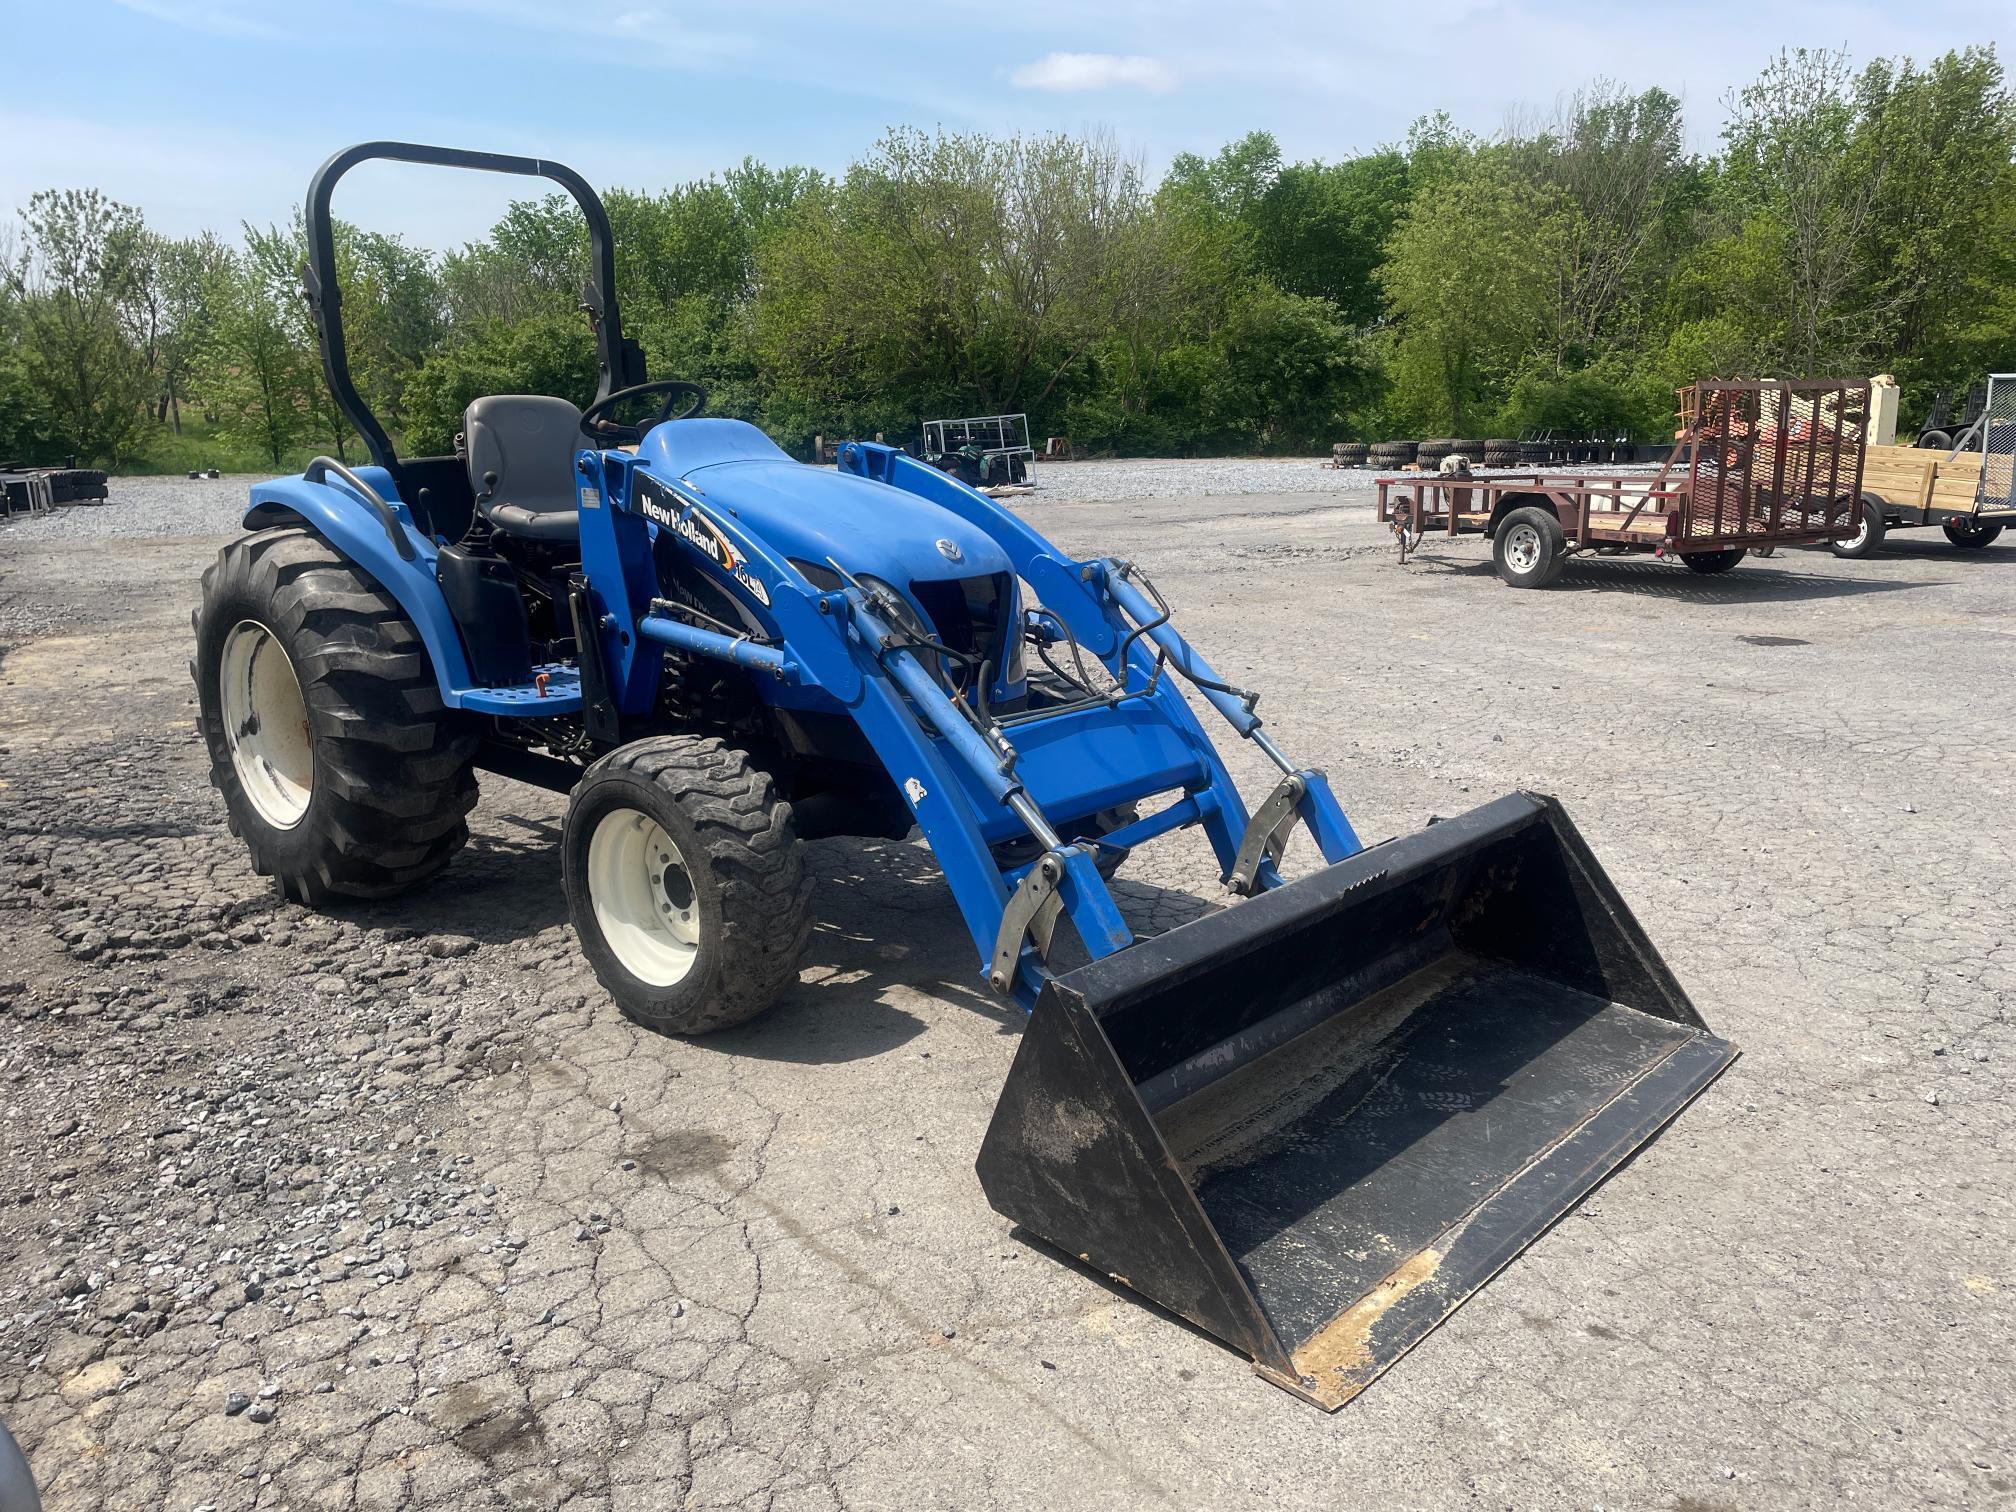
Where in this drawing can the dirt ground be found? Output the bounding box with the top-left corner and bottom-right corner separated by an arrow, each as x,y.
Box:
0,476 -> 2011,1510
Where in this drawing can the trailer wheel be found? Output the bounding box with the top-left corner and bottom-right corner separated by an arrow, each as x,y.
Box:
1943,520 -> 2003,549
1493,507 -> 1566,588
564,735 -> 811,1035
1829,497 -> 1886,559
1680,548 -> 1747,575
1915,430 -> 1953,451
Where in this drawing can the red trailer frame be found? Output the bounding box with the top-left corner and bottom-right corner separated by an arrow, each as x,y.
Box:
1376,379 -> 1869,586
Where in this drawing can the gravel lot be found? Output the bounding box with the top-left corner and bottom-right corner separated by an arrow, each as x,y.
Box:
1,473 -> 2012,1510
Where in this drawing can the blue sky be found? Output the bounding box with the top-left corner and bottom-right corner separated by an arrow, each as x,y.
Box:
0,0 -> 1999,250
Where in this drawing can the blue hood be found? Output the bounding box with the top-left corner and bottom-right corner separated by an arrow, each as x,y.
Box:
637,419 -> 1011,585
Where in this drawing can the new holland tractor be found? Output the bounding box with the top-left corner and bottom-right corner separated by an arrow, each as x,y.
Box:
193,144 -> 1737,1409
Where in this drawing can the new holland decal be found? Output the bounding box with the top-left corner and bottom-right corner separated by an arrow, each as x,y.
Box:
633,476 -> 772,606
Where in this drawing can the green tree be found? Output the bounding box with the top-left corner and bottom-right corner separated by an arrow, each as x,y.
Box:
5,188 -> 156,462
150,232 -> 234,432
1719,48 -> 1885,374
1250,152 -> 1411,323
196,250 -> 311,467
756,128 -> 1153,443
1380,155 -> 1565,432
1846,46 -> 2016,406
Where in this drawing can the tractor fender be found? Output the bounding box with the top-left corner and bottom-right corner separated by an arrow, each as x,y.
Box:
244,474 -> 478,698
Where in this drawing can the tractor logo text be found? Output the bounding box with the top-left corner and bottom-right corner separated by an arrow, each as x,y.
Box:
635,481 -> 772,606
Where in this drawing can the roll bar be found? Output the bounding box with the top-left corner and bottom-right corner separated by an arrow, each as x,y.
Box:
301,141 -> 647,469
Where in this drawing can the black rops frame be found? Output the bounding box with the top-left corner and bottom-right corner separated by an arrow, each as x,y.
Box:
301,141 -> 647,471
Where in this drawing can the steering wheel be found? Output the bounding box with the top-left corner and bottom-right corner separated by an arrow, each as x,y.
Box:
579,379 -> 708,444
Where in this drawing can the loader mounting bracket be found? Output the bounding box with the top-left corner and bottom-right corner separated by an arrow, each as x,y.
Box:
1228,772 -> 1307,895
989,850 -> 1068,994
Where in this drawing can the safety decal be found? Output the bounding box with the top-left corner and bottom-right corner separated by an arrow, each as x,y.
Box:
578,485 -> 602,510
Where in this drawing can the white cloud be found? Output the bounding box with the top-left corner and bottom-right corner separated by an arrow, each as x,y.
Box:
109,0 -> 289,40
1009,52 -> 1176,93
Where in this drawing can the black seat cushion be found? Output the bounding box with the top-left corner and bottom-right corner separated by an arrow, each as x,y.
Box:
465,395 -> 584,541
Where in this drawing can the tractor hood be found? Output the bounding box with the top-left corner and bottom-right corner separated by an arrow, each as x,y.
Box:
638,419 -> 1012,586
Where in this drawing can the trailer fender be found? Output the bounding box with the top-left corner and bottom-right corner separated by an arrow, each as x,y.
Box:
1486,491 -> 1556,536
243,474 -> 478,697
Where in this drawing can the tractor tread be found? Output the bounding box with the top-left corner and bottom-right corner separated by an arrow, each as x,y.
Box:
566,736 -> 812,1035
193,526 -> 480,904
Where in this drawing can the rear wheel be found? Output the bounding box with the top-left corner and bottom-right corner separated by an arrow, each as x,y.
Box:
1944,519 -> 2003,549
563,736 -> 811,1034
193,527 -> 478,901
1681,548 -> 1747,575
1493,506 -> 1566,588
1830,497 -> 1887,559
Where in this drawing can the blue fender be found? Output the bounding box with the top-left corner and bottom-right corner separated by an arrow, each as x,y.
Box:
244,472 -> 479,698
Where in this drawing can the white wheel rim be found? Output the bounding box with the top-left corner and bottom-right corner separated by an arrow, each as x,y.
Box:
220,619 -> 312,830
588,808 -> 701,986
1850,515 -> 1869,548
1505,523 -> 1542,573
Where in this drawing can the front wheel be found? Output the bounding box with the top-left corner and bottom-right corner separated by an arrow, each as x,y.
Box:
1492,506 -> 1566,588
563,736 -> 812,1034
1944,519 -> 2004,549
1681,548 -> 1748,575
1829,497 -> 1887,559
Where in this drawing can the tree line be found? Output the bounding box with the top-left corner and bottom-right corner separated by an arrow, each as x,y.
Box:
2,44 -> 2011,472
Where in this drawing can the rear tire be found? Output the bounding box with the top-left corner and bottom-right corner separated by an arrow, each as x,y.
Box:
1829,497 -> 1887,559
563,736 -> 812,1035
1681,548 -> 1747,574
1492,507 -> 1566,588
193,527 -> 478,901
1944,520 -> 2003,549
1915,430 -> 1952,451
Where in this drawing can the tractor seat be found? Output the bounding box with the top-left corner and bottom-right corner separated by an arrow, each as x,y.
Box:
464,395 -> 583,543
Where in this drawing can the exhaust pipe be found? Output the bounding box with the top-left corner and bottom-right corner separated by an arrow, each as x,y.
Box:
977,792 -> 1736,1408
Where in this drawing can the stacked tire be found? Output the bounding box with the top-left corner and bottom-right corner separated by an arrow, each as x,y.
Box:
46,468 -> 109,504
1331,441 -> 1369,468
1450,439 -> 1487,466
1416,438 -> 1453,468
1369,440 -> 1416,471
1482,438 -> 1521,469
1518,440 -> 1550,466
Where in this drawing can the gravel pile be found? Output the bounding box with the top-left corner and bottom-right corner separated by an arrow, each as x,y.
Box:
0,475 -> 254,543
1030,457 -> 1376,502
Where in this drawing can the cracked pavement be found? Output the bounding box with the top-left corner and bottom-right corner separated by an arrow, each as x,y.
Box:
0,474 -> 2011,1509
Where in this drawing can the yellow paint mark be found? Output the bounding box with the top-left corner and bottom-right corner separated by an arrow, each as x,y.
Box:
1963,1275 -> 1996,1296
58,1359 -> 122,1404
1291,1246 -> 1445,1383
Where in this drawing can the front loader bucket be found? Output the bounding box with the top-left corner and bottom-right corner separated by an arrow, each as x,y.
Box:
976,792 -> 1736,1409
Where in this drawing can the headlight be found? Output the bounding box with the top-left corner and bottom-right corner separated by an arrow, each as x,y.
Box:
1004,592 -> 1028,686
855,576 -> 932,641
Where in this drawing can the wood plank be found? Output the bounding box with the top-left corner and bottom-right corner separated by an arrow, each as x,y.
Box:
1581,511 -> 1669,538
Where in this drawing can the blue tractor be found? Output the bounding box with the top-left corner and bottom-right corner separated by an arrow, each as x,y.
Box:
193,144 -> 1736,1409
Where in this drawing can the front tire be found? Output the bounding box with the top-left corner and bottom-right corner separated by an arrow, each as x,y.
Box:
193,527 -> 478,901
1830,497 -> 1887,559
1492,506 -> 1566,587
1944,519 -> 2003,549
563,736 -> 812,1034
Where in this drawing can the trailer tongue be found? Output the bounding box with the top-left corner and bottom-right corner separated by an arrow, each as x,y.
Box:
978,792 -> 1736,1408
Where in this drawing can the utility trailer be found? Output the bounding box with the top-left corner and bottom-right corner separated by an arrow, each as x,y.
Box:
1836,373 -> 2016,555
1376,379 -> 1869,587
921,412 -> 1034,487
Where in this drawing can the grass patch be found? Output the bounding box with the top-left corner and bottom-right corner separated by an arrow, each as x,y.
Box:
122,417 -> 354,477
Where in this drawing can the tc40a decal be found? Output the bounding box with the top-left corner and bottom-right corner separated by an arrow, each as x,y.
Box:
633,476 -> 773,607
